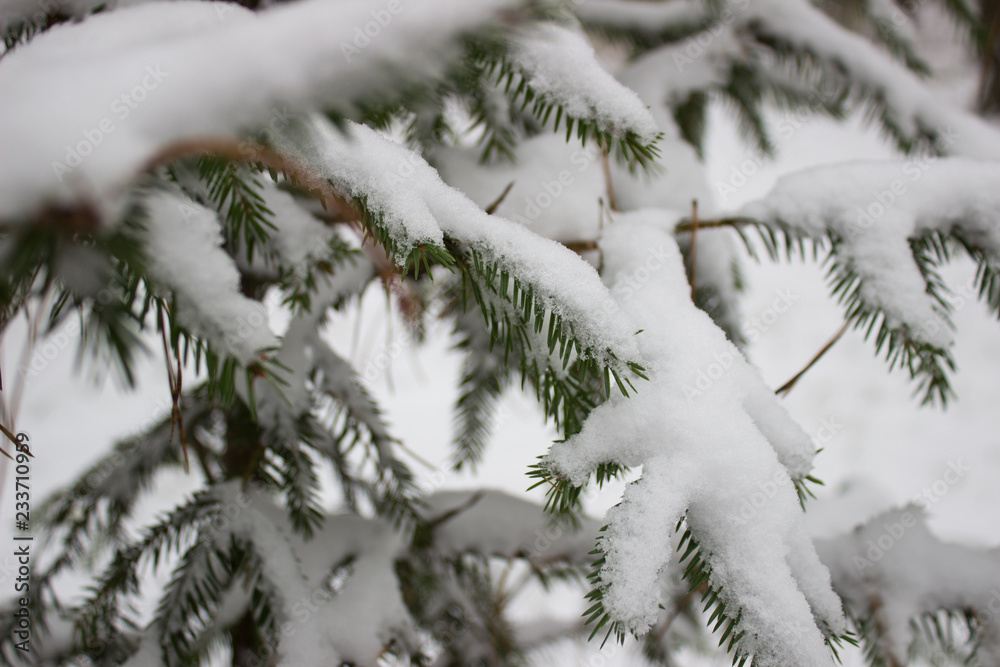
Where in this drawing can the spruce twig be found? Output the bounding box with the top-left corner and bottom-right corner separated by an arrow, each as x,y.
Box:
775,321 -> 849,396
485,180 -> 516,214
688,199 -> 700,302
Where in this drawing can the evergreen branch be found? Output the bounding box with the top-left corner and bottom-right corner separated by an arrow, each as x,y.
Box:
37,395 -> 211,585
863,4 -> 931,76
75,492 -> 221,650
734,216 -> 958,406
478,55 -> 662,172
527,458 -> 626,525
576,2 -> 717,55
310,340 -> 420,525
673,91 -> 710,160
446,287 -> 511,471
721,63 -> 777,158
451,245 -> 644,442
775,321 -> 850,396
940,0 -> 988,48
155,538 -> 232,663
353,194 -> 457,279
584,519 -> 855,665
195,157 -> 276,262
269,440 -> 325,538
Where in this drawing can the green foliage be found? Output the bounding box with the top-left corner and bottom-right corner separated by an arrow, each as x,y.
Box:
452,244 -> 645,439
577,7 -> 716,57
195,157 -> 276,262
354,194 -> 457,279
728,217 -> 981,407
473,55 -> 662,171
75,491 -> 221,656
673,91 -> 710,159
850,607 -> 980,667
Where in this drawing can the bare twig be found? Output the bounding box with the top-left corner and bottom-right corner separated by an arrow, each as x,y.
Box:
158,302 -> 189,473
427,490 -> 486,527
674,216 -> 756,233
650,581 -> 709,647
188,434 -> 217,484
601,151 -> 618,212
394,440 -> 438,471
485,180 -> 516,215
143,137 -> 359,223
688,199 -> 699,302
0,422 -> 21,460
562,239 -> 599,253
775,321 -> 850,396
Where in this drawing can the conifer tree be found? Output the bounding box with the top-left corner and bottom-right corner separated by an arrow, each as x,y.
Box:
1,0 -> 999,665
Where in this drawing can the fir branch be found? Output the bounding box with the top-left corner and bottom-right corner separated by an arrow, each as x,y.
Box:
75,492 -> 221,650
269,440 -> 325,538
155,538 -> 232,663
452,245 -> 644,441
195,157 -> 276,262
477,55 -> 662,172
37,395 -> 212,585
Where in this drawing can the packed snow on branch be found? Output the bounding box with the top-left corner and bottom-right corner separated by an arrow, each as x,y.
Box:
507,23 -> 659,143
546,212 -> 845,664
740,0 -> 1000,158
579,0 -> 1000,157
575,0 -> 708,34
425,489 -> 601,562
817,506 -> 1000,665
140,188 -> 278,362
0,0 -> 524,222
275,115 -> 643,372
741,158 -> 1000,348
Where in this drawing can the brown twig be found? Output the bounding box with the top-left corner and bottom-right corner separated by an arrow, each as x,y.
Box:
188,434 -> 217,484
158,302 -> 189,473
601,151 -> 618,212
485,180 -> 516,215
0,422 -> 21,460
241,440 -> 267,491
674,216 -> 756,233
688,199 -> 699,302
142,137 -> 359,223
562,240 -> 599,253
775,321 -> 850,396
650,581 -> 709,647
427,490 -> 485,527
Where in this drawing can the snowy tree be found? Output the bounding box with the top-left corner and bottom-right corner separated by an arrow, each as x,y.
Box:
0,0 -> 998,665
